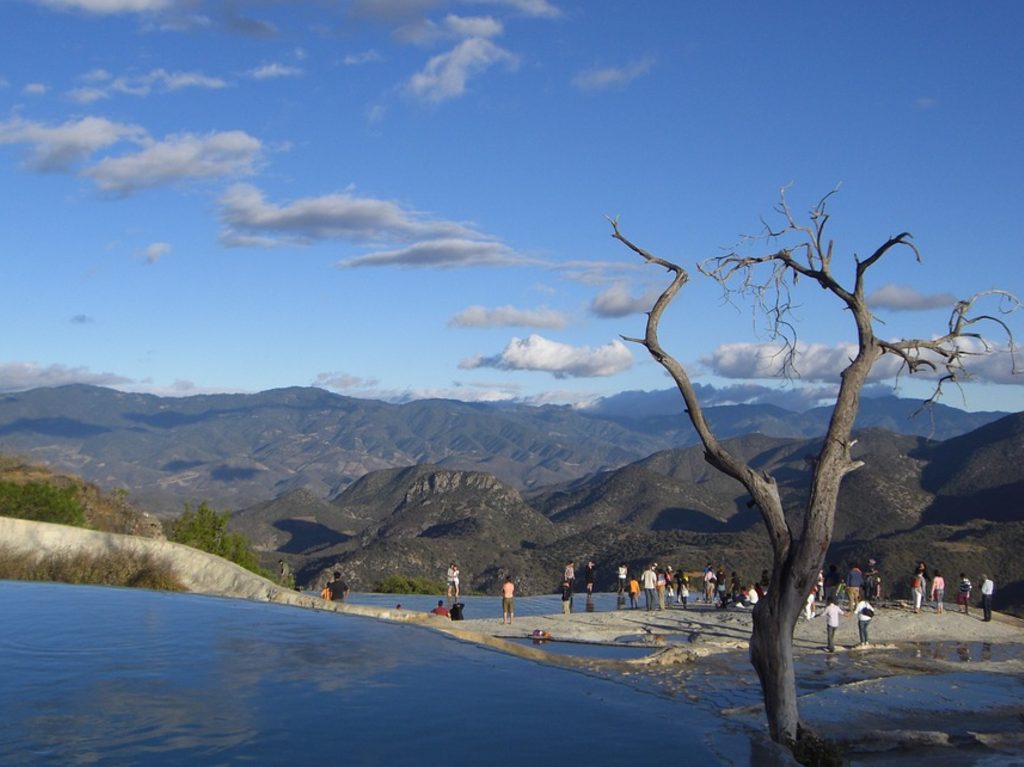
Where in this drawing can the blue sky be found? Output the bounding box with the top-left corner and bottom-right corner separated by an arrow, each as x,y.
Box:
1,0 -> 1022,413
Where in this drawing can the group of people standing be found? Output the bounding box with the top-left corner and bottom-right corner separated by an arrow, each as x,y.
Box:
318,555 -> 998,632
811,562 -> 879,651
909,561 -> 995,621
560,559 -> 597,613
814,558 -> 999,654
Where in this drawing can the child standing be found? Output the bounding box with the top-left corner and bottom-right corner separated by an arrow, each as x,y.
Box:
628,575 -> 640,609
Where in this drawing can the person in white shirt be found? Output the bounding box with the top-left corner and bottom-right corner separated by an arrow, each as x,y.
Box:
446,563 -> 460,598
854,598 -> 874,645
980,575 -> 995,622
824,597 -> 845,652
641,564 -> 657,611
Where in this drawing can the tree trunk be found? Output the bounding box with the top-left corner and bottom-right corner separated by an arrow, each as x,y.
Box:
749,569 -> 804,745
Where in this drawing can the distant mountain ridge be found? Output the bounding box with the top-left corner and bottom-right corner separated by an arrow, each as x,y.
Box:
0,384 -> 1010,515
3,385 -> 1022,612
227,413 -> 1024,612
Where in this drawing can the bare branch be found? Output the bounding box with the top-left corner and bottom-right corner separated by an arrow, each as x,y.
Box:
880,289 -> 1021,393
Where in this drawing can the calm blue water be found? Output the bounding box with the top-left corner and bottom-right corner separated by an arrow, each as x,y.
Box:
1,582 -> 766,766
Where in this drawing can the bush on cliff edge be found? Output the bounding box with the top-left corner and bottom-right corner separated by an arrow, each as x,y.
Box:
0,480 -> 86,527
167,502 -> 269,578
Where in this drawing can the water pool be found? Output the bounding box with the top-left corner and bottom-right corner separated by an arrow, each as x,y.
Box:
1,581 -> 759,766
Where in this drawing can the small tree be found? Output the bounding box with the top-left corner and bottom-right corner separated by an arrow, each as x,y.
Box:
0,480 -> 86,527
611,188 -> 1019,749
168,502 -> 264,576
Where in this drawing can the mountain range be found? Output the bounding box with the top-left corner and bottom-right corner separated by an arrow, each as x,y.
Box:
0,384 -> 1005,515
2,384 -> 1020,612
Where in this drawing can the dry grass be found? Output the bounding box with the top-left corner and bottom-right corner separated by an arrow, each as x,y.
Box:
0,545 -> 185,591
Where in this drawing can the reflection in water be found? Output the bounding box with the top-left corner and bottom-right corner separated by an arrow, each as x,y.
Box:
908,641 -> 1020,664
2,582 -> 736,767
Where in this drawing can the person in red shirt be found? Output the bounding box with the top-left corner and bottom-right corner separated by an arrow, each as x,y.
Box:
430,599 -> 450,618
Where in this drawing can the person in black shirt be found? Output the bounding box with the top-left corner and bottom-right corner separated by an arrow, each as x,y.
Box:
324,571 -> 349,601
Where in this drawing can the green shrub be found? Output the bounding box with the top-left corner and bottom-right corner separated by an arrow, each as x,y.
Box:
0,480 -> 86,527
166,502 -> 268,577
0,545 -> 184,591
373,575 -> 445,595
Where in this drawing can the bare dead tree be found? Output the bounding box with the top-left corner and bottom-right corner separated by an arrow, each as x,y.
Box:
610,188 -> 1020,749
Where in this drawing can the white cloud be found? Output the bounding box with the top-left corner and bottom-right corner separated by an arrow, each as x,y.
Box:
143,242 -> 171,264
701,340 -> 1017,385
344,50 -> 384,66
0,361 -> 131,393
407,37 -> 517,103
461,334 -> 634,378
23,83 -> 49,95
588,282 -> 660,318
313,371 -> 380,391
867,283 -> 957,312
34,0 -> 173,12
85,130 -> 262,194
469,0 -> 562,18
443,14 -> 503,39
395,14 -> 503,45
67,86 -> 110,104
110,68 -> 227,96
572,58 -> 654,91
341,238 -> 528,268
65,68 -> 226,101
220,183 -> 483,246
0,115 -> 146,171
957,345 -> 1022,385
554,259 -> 645,285
703,341 -> 862,383
248,63 -> 304,79
80,68 -> 112,83
449,304 -> 568,328
692,382 -> 840,410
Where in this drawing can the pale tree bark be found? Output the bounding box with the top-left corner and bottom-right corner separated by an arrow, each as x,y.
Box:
610,188 -> 1019,748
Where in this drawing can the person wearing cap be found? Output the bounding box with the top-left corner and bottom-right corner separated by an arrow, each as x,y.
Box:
430,599 -> 450,618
